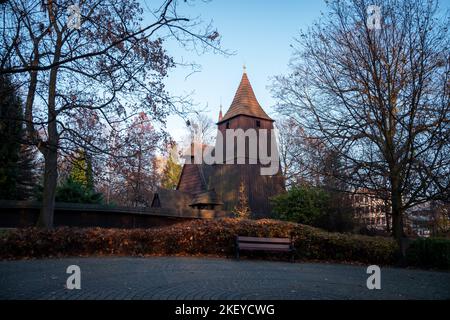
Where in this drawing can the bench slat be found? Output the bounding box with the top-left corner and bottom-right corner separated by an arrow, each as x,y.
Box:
239,243 -> 291,251
237,236 -> 291,244
239,247 -> 292,252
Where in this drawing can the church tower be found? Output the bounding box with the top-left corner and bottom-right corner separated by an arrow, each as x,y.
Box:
213,68 -> 285,216
176,68 -> 285,217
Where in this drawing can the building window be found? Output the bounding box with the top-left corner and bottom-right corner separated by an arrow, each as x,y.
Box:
256,120 -> 261,127
226,122 -> 230,129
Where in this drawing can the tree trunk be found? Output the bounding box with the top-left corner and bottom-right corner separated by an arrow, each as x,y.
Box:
36,32 -> 62,228
36,86 -> 59,227
385,203 -> 391,233
24,65 -> 38,142
37,146 -> 57,228
391,179 -> 407,258
391,203 -> 404,240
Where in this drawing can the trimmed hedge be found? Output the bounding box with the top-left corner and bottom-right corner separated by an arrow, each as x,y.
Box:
0,218 -> 398,265
406,238 -> 450,269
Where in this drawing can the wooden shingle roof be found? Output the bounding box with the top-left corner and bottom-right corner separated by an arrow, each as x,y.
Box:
190,190 -> 223,206
218,71 -> 273,124
151,189 -> 193,210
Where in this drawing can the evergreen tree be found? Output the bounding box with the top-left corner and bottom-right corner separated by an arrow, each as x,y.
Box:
53,149 -> 102,204
161,150 -> 182,190
0,75 -> 35,200
55,176 -> 103,204
16,144 -> 37,199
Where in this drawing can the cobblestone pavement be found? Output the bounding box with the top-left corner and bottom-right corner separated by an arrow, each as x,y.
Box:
0,257 -> 449,300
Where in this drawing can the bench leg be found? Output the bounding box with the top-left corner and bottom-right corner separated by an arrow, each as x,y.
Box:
236,249 -> 240,260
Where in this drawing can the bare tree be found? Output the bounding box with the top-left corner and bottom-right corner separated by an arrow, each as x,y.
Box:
276,118 -> 327,187
187,112 -> 215,145
0,0 -> 224,227
107,112 -> 162,207
272,0 -> 449,245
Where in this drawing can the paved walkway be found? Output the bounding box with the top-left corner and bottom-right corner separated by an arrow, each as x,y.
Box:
0,257 -> 449,299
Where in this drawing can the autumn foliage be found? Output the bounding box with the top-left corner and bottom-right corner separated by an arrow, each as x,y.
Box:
0,219 -> 398,265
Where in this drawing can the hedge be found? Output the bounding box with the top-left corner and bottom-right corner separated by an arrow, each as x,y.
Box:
406,238 -> 450,269
0,229 -> 10,240
0,218 -> 399,265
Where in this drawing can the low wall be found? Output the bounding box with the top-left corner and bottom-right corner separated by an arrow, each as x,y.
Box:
0,200 -> 230,229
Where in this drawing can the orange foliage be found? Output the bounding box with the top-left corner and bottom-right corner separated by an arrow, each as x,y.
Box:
0,218 -> 397,265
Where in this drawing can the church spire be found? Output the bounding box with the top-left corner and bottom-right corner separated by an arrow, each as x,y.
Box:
218,104 -> 223,122
218,68 -> 273,124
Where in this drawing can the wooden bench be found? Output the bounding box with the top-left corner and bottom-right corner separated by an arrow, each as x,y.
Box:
235,236 -> 296,262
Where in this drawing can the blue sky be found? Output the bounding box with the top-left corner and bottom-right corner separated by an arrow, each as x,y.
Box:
142,0 -> 329,142
144,0 -> 450,142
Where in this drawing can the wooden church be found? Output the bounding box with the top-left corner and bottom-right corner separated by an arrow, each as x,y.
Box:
152,69 -> 285,218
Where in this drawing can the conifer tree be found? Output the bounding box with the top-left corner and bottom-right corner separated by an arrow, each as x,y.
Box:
161,149 -> 182,190
0,75 -> 35,200
234,180 -> 251,219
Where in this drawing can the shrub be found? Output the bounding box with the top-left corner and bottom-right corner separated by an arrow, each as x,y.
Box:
271,186 -> 329,226
0,229 -> 11,239
0,218 -> 398,265
315,206 -> 355,233
358,226 -> 391,237
406,238 -> 450,269
271,186 -> 356,232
